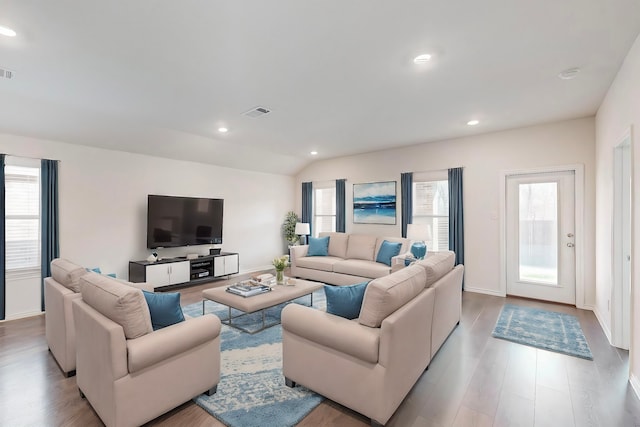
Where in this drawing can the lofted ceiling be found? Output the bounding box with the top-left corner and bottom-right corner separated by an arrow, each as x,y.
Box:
0,1 -> 639,175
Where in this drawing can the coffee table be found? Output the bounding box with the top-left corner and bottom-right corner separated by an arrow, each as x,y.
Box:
201,278 -> 323,334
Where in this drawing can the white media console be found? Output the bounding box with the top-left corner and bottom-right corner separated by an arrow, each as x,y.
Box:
128,252 -> 239,289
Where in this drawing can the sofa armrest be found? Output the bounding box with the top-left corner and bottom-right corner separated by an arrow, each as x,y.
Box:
289,245 -> 309,266
282,304 -> 379,363
126,314 -> 221,373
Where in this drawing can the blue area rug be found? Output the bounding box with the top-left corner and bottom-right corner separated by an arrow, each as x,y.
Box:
492,304 -> 593,360
182,290 -> 326,427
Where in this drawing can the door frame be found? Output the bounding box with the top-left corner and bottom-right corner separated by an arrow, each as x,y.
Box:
499,164 -> 586,308
611,126 -> 634,349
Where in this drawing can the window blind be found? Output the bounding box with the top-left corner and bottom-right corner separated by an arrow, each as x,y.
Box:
413,180 -> 449,252
5,165 -> 41,271
314,186 -> 336,236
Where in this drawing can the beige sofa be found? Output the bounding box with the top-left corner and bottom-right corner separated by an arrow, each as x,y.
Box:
290,232 -> 411,286
282,251 -> 463,426
73,272 -> 221,427
44,258 -> 153,376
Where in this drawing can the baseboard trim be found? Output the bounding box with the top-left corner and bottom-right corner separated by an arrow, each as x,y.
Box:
593,306 -> 613,345
1,311 -> 44,322
463,286 -> 505,297
241,265 -> 276,275
630,373 -> 640,401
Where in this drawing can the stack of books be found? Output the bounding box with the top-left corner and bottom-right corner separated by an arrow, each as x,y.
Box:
226,280 -> 271,297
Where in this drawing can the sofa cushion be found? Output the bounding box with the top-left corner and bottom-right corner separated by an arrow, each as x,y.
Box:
359,265 -> 427,327
51,258 -> 87,293
333,259 -> 391,279
80,272 -> 153,339
296,256 -> 343,272
320,232 -> 349,259
307,236 -> 330,256
375,240 -> 402,266
374,237 -> 409,260
142,291 -> 185,330
346,234 -> 377,261
415,251 -> 456,287
324,282 -> 369,320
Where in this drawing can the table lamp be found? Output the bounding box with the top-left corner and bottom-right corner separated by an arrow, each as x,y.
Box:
406,224 -> 431,259
295,222 -> 310,245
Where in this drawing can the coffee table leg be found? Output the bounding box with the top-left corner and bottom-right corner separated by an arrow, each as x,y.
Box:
202,300 -> 206,315
228,306 -> 232,326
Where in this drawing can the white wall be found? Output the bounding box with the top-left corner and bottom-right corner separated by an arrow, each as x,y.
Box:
595,33 -> 640,389
296,117 -> 596,305
0,133 -> 295,319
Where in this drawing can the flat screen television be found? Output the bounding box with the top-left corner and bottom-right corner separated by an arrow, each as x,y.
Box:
147,195 -> 223,249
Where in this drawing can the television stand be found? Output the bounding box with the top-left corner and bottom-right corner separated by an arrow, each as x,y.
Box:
129,252 -> 239,289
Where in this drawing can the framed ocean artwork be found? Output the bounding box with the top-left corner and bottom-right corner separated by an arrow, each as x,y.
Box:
353,181 -> 397,224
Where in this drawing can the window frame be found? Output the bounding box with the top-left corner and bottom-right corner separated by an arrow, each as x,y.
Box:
412,171 -> 449,252
4,157 -> 41,279
312,181 -> 336,238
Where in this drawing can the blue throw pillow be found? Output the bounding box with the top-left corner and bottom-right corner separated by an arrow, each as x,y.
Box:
142,290 -> 185,330
307,236 -> 330,256
324,282 -> 369,320
376,240 -> 402,266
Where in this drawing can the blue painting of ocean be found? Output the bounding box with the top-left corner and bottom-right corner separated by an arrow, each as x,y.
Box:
353,182 -> 396,224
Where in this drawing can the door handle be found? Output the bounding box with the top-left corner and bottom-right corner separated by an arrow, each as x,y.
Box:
567,233 -> 574,238
567,242 -> 575,248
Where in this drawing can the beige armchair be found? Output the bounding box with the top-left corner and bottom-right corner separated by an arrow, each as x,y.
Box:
72,272 -> 221,427
44,258 -> 153,376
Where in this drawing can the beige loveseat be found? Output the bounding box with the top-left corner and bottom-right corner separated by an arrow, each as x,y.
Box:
73,272 -> 221,427
290,232 -> 410,286
44,258 -> 153,376
282,251 -> 463,426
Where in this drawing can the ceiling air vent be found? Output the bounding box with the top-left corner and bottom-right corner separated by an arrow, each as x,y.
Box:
242,106 -> 271,118
0,67 -> 14,80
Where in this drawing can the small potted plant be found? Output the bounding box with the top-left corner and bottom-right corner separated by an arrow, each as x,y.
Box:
272,254 -> 290,285
282,211 -> 301,247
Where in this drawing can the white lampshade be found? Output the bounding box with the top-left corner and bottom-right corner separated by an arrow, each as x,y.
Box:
294,222 -> 310,235
406,224 -> 431,241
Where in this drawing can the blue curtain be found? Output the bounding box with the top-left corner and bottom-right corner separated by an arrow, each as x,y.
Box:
301,182 -> 313,237
448,168 -> 464,268
41,159 -> 60,311
400,172 -> 413,238
0,155 -> 5,320
336,179 -> 346,232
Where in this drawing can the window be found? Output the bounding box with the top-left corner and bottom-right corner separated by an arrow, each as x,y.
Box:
313,182 -> 336,237
412,178 -> 449,252
5,163 -> 41,274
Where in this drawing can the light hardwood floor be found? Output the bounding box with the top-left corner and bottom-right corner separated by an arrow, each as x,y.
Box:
2,273 -> 640,427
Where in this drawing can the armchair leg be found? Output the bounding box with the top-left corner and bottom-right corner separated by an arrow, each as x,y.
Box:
285,377 -> 296,388
205,385 -> 217,396
371,420 -> 384,427
79,389 -> 85,399
65,370 -> 76,378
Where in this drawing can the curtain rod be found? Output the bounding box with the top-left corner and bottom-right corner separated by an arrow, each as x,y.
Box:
407,166 -> 465,174
2,153 -> 61,163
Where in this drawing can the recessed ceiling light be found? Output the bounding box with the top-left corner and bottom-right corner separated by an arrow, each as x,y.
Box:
310,151 -> 318,155
218,127 -> 228,133
0,25 -> 16,37
413,54 -> 432,64
558,67 -> 580,80
467,120 -> 480,126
